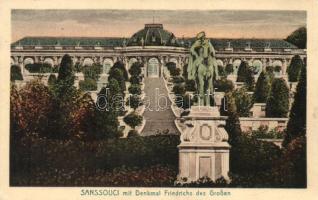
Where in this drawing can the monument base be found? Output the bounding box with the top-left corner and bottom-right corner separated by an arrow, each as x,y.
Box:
176,106 -> 230,184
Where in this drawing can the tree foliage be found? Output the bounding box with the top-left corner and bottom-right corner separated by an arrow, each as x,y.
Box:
221,92 -> 242,145
129,62 -> 142,77
108,68 -> 126,93
57,54 -> 75,86
127,94 -> 142,110
284,64 -> 306,146
233,87 -> 253,117
287,55 -> 304,82
124,112 -> 143,129
286,27 -> 307,49
10,81 -> 54,137
237,61 -> 255,91
225,64 -> 234,75
215,77 -> 234,92
92,88 -> 121,139
111,61 -> 128,81
11,65 -> 23,81
128,84 -> 142,95
253,71 -> 271,103
266,78 -> 290,117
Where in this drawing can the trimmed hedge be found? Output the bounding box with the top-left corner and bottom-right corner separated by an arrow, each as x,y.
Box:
11,135 -> 180,170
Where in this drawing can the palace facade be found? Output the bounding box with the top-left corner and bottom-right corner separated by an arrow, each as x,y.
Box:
11,23 -> 306,80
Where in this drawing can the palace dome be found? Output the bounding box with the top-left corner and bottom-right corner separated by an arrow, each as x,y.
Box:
127,24 -> 180,46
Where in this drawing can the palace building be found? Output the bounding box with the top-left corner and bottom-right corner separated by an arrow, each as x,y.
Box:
11,23 -> 306,84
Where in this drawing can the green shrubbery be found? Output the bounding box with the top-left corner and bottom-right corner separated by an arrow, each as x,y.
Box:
124,112 -> 143,129
128,84 -> 141,95
79,78 -> 97,91
10,65 -> 23,81
225,64 -> 234,75
266,78 -> 290,117
287,55 -> 304,82
172,85 -> 185,95
236,61 -> 255,91
245,126 -> 284,139
10,135 -> 180,186
286,27 -> 307,49
185,79 -> 196,91
253,71 -> 271,103
215,77 -> 234,92
25,63 -> 56,73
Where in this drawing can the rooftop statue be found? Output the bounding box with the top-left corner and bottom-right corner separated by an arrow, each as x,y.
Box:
187,31 -> 220,106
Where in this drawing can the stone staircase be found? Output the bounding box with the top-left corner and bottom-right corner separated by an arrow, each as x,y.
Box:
141,77 -> 179,136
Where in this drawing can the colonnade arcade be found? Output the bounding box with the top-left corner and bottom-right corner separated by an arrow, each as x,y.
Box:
11,52 -> 300,78
10,53 -> 188,78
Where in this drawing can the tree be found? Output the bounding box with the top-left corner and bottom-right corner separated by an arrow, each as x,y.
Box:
50,55 -> 81,139
57,54 -> 75,86
172,85 -> 185,96
71,93 -> 96,140
237,61 -> 249,82
92,87 -> 120,139
106,79 -> 125,114
182,64 -> 188,79
13,81 -> 54,137
79,78 -> 97,91
284,64 -> 306,146
275,135 -> 306,187
185,80 -> 196,91
109,68 -> 126,93
266,78 -> 290,117
233,87 -> 253,117
225,64 -> 234,75
287,55 -> 304,82
266,66 -> 275,84
111,61 -> 128,80
222,92 -> 242,145
237,61 -> 255,91
286,27 -> 307,49
215,77 -> 234,92
11,65 -> 23,81
129,62 -> 142,76
47,74 -> 57,86
10,85 -> 23,137
245,67 -> 255,91
129,76 -> 141,85
127,94 -> 142,110
124,112 -> 143,129
166,62 -> 180,76
128,84 -> 142,95
218,65 -> 226,76
253,71 -> 271,103
82,63 -> 102,81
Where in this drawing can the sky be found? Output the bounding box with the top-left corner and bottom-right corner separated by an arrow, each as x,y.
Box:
11,10 -> 306,42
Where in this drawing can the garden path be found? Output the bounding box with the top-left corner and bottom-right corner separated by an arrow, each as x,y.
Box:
141,77 -> 179,136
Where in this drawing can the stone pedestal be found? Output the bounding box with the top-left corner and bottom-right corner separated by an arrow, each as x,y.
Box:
177,106 -> 230,183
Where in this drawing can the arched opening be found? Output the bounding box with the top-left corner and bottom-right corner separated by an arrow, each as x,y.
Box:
83,58 -> 94,67
233,59 -> 241,74
147,57 -> 159,77
24,57 -> 34,66
43,58 -> 54,67
217,59 -> 225,76
272,60 -> 283,75
103,58 -> 113,74
252,60 -> 263,75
